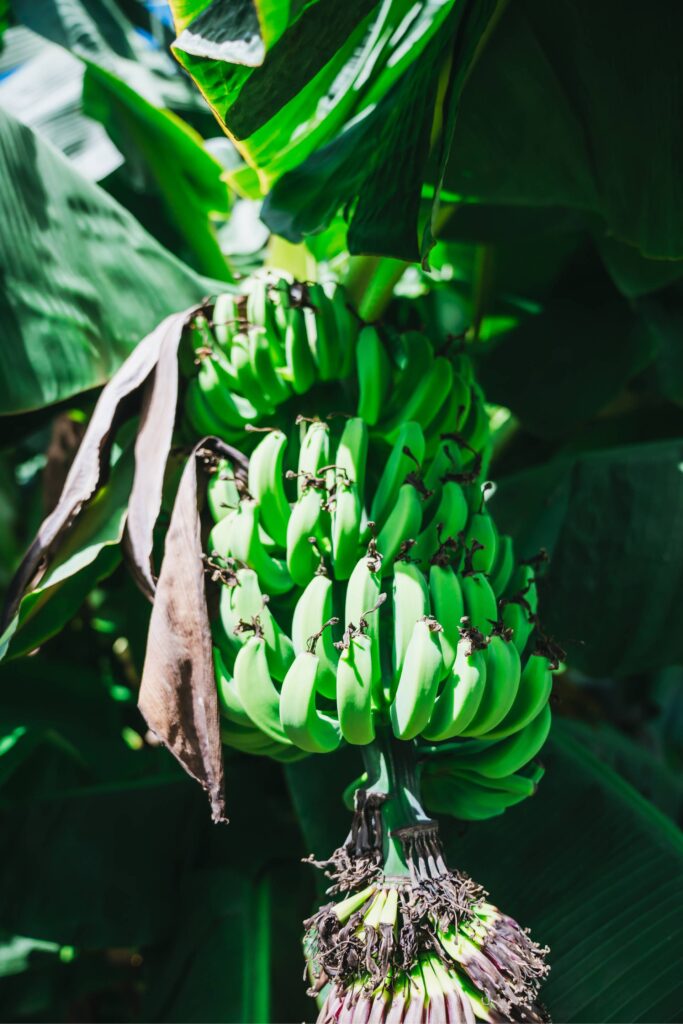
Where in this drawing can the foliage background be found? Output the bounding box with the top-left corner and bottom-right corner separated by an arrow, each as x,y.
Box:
0,2 -> 681,1021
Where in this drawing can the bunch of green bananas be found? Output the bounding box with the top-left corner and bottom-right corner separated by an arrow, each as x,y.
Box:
185,272 -> 554,821
314,883 -> 548,1023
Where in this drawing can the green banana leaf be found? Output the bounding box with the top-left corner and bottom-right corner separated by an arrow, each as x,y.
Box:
0,107 -> 213,416
168,0 -> 503,259
286,719 -> 683,1023
491,438 -> 683,677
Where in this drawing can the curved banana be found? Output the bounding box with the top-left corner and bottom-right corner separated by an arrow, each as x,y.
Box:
489,533 -> 514,597
217,567 -> 294,680
220,720 -> 288,756
383,331 -> 433,422
286,487 -> 325,587
207,460 -> 240,522
462,511 -> 498,574
197,353 -> 259,428
234,634 -> 291,745
345,552 -> 383,689
412,480 -> 468,568
335,416 -> 368,503
328,281 -> 358,379
336,632 -> 375,745
331,482 -> 362,580
246,274 -> 287,367
428,563 -> 463,675
376,482 -> 423,565
461,572 -> 498,634
483,654 -> 553,741
392,560 -> 429,680
420,638 -> 487,741
297,420 -> 330,497
291,574 -> 339,699
184,380 -> 242,442
247,325 -> 291,407
446,703 -> 552,780
226,500 -> 293,595
304,282 -> 339,380
279,651 -> 341,753
212,293 -> 238,350
247,430 -> 291,548
213,646 -> 251,726
390,617 -> 444,740
356,325 -> 391,426
370,421 -> 425,528
422,768 -> 537,820
381,357 -> 454,443
283,305 -> 317,394
502,564 -> 538,653
461,634 -> 521,737
228,330 -> 276,416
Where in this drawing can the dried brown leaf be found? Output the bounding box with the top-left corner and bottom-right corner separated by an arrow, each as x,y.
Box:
1,309 -> 195,632
138,447 -> 227,823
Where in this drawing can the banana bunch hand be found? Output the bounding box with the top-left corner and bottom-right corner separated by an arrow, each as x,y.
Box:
186,274 -> 555,820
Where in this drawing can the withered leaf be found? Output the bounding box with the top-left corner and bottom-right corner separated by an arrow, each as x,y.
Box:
138,446 -> 227,823
1,309 -> 196,632
124,309 -> 195,600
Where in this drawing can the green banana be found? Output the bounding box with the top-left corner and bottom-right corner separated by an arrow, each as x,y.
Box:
234,634 -> 292,745
356,325 -> 391,426
213,646 -> 251,725
212,293 -> 238,350
420,638 -> 487,741
344,552 -> 383,689
483,654 -> 553,741
461,634 -> 521,737
335,416 -> 368,502
246,274 -> 287,367
217,568 -> 294,680
291,574 -> 339,699
296,420 -> 329,497
197,353 -> 259,428
502,564 -> 538,653
247,430 -> 291,548
286,487 -> 325,587
279,651 -> 341,753
392,560 -> 429,680
206,460 -> 240,522
184,379 -> 242,442
390,617 -> 444,740
411,480 -> 468,568
383,331 -> 433,422
445,703 -> 552,779
229,330 -> 276,415
331,481 -> 362,580
376,482 -> 423,565
489,533 -> 514,597
461,572 -> 498,634
304,283 -> 339,380
222,500 -> 293,595
463,511 -> 498,574
381,357 -> 454,443
336,632 -> 375,745
327,281 -> 357,379
428,563 -> 464,676
247,325 -> 290,406
370,421 -> 425,528
220,719 -> 288,756
421,769 -> 531,820
283,305 -> 317,394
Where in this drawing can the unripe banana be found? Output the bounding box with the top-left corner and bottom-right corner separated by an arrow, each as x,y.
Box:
444,703 -> 552,780
331,482 -> 362,580
381,357 -> 454,443
483,654 -> 553,741
428,563 -> 463,676
279,651 -> 341,753
213,646 -> 251,725
184,379 -> 242,442
383,331 -> 433,422
220,719 -> 287,756
297,420 -> 329,497
305,283 -> 340,380
390,617 -> 444,740
489,533 -> 514,597
420,637 -> 487,741
422,769 -> 533,820
197,352 -> 259,427
345,552 -> 383,689
392,560 -> 429,680
283,305 -> 317,394
286,488 -> 325,587
370,421 -> 425,528
207,460 -> 240,522
246,274 -> 287,367
502,564 -> 538,653
336,632 -> 375,745
222,500 -> 293,595
461,572 -> 498,634
216,568 -> 294,680
327,281 -> 358,379
461,634 -> 521,737
412,480 -> 468,568
229,330 -> 276,415
248,326 -> 290,406
247,430 -> 291,548
376,482 -> 423,565
212,293 -> 238,350
335,417 -> 368,502
356,325 -> 391,426
234,634 -> 292,745
291,574 -> 339,699
463,511 -> 498,574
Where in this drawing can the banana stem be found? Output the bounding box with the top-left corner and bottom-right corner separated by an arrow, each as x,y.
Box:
361,726 -> 431,877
